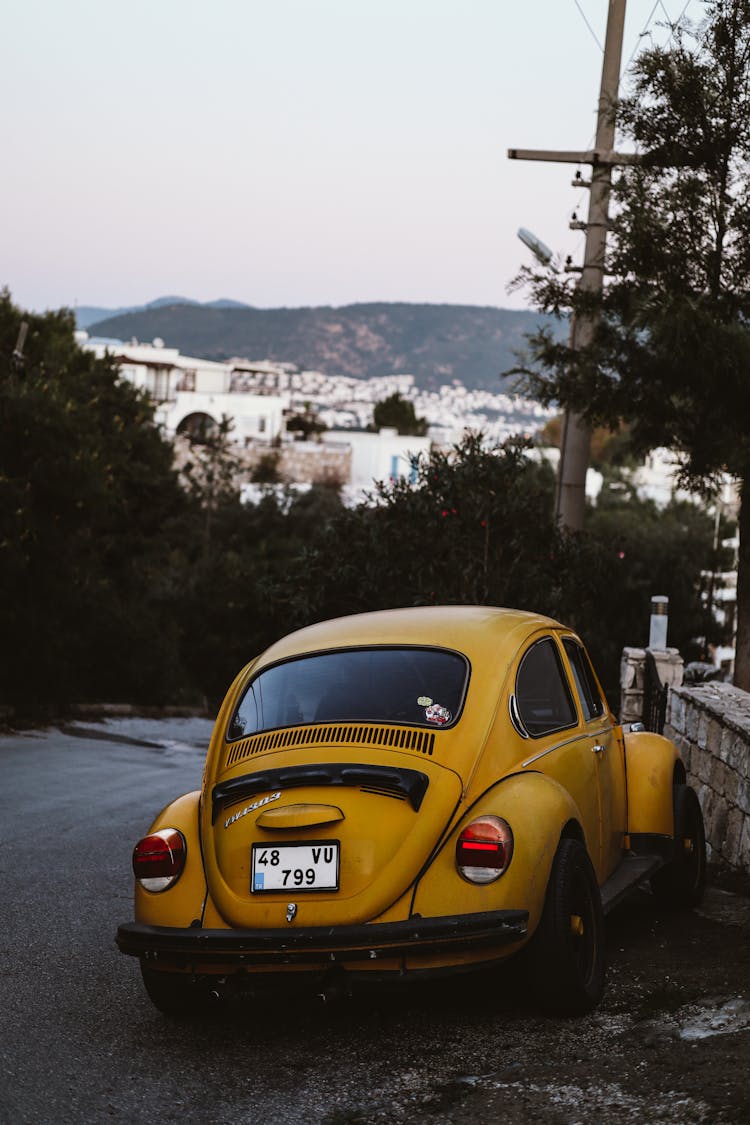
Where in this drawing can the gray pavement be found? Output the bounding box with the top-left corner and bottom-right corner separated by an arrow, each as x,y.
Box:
1,719 -> 749,1125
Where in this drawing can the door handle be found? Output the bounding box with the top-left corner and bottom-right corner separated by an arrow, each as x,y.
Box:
592,744 -> 606,754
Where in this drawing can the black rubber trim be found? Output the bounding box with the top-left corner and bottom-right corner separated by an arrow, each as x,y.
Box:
212,762 -> 430,823
116,909 -> 529,966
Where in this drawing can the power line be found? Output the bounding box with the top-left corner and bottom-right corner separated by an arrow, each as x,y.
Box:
572,0 -> 604,52
622,0 -> 662,74
559,2 -> 698,273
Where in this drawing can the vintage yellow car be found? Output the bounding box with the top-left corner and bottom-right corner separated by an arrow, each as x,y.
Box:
116,606 -> 705,1016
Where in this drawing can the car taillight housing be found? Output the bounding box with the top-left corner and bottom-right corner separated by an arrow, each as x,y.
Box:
132,829 -> 186,892
456,816 -> 513,884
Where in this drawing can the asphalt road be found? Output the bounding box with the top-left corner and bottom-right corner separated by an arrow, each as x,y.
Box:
2,718 -> 750,1125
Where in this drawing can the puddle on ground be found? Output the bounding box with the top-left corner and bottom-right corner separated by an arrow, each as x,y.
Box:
678,997 -> 750,1040
454,1078 -> 710,1124
632,996 -> 750,1046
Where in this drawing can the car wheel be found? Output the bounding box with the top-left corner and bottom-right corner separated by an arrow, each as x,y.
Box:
527,837 -> 605,1016
650,784 -> 706,909
140,963 -> 215,1019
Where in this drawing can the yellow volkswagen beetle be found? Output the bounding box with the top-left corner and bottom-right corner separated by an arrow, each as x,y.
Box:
116,606 -> 705,1016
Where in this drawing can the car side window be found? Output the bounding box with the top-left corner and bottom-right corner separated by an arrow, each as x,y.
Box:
563,639 -> 605,721
515,637 -> 577,737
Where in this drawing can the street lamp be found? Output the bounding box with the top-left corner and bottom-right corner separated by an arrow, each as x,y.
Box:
517,227 -> 554,268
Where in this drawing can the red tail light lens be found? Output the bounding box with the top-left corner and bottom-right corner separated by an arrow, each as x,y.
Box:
456,816 -> 513,884
132,829 -> 186,892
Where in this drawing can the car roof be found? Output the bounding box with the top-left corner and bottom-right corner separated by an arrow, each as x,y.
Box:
257,606 -> 566,668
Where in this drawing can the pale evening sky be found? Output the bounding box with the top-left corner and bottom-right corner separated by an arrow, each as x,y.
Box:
1,0 -> 702,316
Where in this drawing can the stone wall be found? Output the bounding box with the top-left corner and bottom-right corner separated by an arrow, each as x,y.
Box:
620,646 -> 684,724
276,440 -> 351,486
664,682 -> 750,873
222,438 -> 352,487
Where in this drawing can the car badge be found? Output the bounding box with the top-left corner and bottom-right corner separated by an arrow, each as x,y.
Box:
286,903 -> 297,924
223,790 -> 281,830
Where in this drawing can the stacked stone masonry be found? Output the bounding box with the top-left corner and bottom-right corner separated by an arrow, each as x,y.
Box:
664,682 -> 750,873
620,646 -> 684,724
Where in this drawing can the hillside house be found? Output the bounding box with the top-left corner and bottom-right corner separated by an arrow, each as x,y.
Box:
82,335 -> 286,444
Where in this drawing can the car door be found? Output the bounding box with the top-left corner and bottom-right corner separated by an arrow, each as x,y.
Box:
512,635 -> 601,866
561,637 -> 627,881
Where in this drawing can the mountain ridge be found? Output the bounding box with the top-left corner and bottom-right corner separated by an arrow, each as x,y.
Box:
83,299 -> 559,391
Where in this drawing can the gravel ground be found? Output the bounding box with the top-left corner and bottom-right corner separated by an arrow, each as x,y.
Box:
316,882 -> 750,1124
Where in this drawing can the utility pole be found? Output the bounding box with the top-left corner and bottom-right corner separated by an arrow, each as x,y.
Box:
509,0 -> 629,531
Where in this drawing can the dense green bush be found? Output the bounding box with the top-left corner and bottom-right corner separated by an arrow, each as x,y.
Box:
280,437 -> 725,704
0,292 -> 191,709
0,292 -> 727,714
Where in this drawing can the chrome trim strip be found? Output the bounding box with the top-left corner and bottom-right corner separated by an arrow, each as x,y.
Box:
508,694 -> 528,739
521,725 -> 613,768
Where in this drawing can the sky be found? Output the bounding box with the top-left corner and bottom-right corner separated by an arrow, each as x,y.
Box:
1,0 -> 704,315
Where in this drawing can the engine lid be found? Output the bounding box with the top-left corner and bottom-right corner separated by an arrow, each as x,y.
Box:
201,745 -> 462,929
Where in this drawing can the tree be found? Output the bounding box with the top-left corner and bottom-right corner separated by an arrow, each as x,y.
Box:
286,401 -> 326,440
179,415 -> 243,548
371,392 -> 428,436
515,1 -> 750,688
283,435 -> 559,626
251,451 -> 281,484
0,291 -> 191,709
275,433 -> 720,705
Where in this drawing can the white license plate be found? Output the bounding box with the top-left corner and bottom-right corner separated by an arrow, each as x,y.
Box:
251,841 -> 339,893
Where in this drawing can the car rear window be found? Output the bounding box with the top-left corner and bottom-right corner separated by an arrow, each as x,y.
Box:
227,647 -> 469,739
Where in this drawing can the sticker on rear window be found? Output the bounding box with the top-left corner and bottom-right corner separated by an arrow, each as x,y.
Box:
417,695 -> 433,706
425,702 -> 451,725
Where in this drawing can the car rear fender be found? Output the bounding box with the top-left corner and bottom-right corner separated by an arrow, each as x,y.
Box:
623,730 -> 682,837
134,790 -> 208,928
411,770 -> 589,938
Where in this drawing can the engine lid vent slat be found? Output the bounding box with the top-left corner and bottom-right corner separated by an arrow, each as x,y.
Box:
225,724 -> 435,769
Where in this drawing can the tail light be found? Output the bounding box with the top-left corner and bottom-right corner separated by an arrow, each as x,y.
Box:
132,829 -> 186,892
456,815 -> 513,884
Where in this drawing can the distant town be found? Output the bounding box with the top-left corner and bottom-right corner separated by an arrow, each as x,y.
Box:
79,331 -> 557,503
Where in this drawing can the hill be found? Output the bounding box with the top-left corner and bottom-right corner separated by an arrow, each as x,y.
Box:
85,301 -> 559,391
76,296 -> 251,330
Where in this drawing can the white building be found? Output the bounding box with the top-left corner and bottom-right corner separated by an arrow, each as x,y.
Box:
81,335 -> 286,444
326,427 -> 431,496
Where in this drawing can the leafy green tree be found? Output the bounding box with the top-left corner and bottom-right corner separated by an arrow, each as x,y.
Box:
274,434 -> 723,706
175,482 -> 346,706
371,392 -> 428,436
515,1 -> 750,688
287,434 -> 559,618
179,415 -> 243,549
251,451 -> 282,484
586,489 -> 733,685
286,401 -> 326,440
0,291 -> 190,709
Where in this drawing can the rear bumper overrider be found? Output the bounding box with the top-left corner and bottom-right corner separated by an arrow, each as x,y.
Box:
116,909 -> 528,967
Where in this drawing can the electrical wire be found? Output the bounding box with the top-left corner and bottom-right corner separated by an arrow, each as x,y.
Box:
572,0 -> 604,52
552,1 -> 701,273
622,0 -> 662,74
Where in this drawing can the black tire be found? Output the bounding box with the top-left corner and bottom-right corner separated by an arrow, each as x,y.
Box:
527,837 -> 605,1016
140,963 -> 215,1019
650,784 -> 706,909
